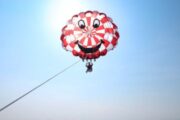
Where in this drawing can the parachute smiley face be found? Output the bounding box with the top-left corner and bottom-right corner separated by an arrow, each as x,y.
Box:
61,11 -> 119,60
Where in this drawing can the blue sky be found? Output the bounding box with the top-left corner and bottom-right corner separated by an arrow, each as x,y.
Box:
0,0 -> 180,120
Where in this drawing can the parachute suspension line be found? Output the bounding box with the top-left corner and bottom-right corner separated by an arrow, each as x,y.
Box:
0,60 -> 81,112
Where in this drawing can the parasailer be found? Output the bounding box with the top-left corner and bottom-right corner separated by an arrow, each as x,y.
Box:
86,61 -> 93,73
60,10 -> 120,73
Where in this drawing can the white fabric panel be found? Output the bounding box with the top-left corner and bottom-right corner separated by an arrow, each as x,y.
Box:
66,24 -> 74,30
83,37 -> 88,46
65,34 -> 74,44
104,33 -> 109,40
104,22 -> 113,28
86,12 -> 92,17
106,43 -> 113,51
95,34 -> 103,40
108,34 -> 113,42
99,44 -> 105,51
91,37 -> 96,46
96,14 -> 105,20
96,29 -> 105,34
74,44 -> 80,52
66,45 -> 73,51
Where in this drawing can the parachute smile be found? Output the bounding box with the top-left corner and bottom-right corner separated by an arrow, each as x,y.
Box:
76,40 -> 104,53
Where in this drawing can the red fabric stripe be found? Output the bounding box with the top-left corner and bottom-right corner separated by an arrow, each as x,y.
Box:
95,25 -> 104,31
79,12 -> 85,19
92,13 -> 98,18
112,23 -> 118,29
93,36 -> 100,44
69,42 -> 75,48
86,17 -> 91,26
64,30 -> 73,36
100,49 -> 107,56
72,50 -> 78,56
111,38 -> 118,46
115,31 -> 120,38
87,37 -> 92,46
105,28 -> 113,33
96,33 -> 105,39
61,25 -> 67,32
62,39 -> 68,47
74,27 -> 81,31
79,37 -> 85,45
101,17 -> 109,23
103,40 -> 110,47
60,34 -> 64,41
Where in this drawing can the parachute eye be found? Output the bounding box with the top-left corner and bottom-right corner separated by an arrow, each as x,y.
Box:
93,19 -> 100,28
78,20 -> 85,29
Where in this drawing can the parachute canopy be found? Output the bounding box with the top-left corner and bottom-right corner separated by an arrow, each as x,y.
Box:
60,10 -> 119,60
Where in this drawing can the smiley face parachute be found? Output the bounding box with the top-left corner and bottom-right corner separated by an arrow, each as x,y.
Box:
60,10 -> 120,72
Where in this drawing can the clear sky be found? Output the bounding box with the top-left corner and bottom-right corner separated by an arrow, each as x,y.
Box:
0,0 -> 180,120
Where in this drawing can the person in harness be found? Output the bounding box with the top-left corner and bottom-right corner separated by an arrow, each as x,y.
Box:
86,61 -> 93,73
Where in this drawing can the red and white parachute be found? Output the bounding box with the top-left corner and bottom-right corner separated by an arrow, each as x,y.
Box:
60,10 -> 119,72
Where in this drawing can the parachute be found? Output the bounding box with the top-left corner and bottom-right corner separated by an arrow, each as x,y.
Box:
60,10 -> 120,72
